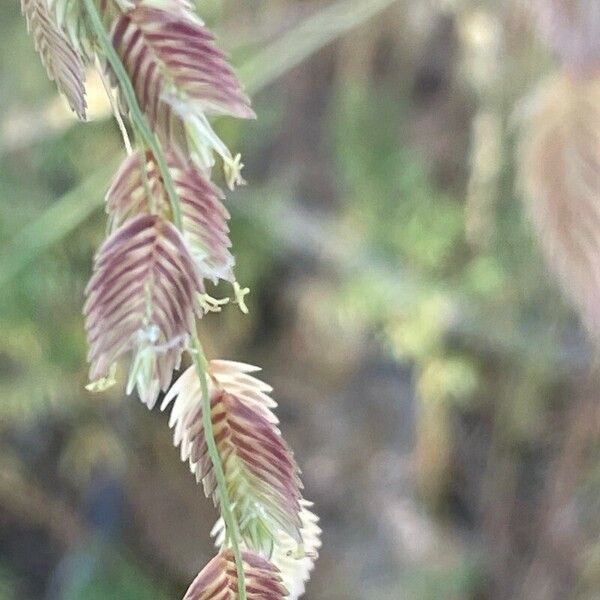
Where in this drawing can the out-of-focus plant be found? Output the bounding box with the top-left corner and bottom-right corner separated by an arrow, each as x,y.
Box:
518,1 -> 600,337
0,563 -> 18,600
19,1 -> 321,598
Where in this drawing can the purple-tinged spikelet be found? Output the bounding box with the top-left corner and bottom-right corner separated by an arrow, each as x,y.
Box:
21,0 -> 87,119
212,501 -> 321,600
109,0 -> 254,173
106,151 -> 235,284
84,214 -> 204,407
183,550 -> 288,600
270,503 -> 321,600
111,3 -> 254,118
162,361 -> 304,545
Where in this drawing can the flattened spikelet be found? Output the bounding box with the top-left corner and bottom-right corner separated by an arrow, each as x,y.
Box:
84,214 -> 203,407
162,361 -> 303,543
518,73 -> 600,335
212,501 -> 321,600
21,0 -> 87,119
184,550 -> 288,600
110,1 -> 254,159
107,151 -> 235,283
271,502 -> 321,600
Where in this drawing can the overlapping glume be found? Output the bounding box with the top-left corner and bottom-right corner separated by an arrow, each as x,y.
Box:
162,361 -> 304,545
20,0 -> 87,119
183,550 -> 288,600
106,151 -> 235,284
84,214 -> 204,407
212,501 -> 322,600
109,1 -> 254,174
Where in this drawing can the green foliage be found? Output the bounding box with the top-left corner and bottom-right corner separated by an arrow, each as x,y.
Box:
60,543 -> 168,600
0,564 -> 18,600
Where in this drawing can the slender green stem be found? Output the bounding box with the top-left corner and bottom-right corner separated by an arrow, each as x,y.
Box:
191,337 -> 247,600
82,0 -> 182,229
83,2 -> 247,597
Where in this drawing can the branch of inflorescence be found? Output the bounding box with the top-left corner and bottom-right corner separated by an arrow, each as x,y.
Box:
82,1 -> 248,598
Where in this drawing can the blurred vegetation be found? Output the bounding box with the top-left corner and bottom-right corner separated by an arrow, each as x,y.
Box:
1,1 -> 600,599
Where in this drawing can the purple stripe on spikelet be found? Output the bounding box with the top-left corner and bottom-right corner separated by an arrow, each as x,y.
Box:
21,0 -> 87,119
84,214 -> 203,406
110,2 -> 254,160
183,550 -> 288,600
161,361 -> 304,545
106,151 -> 236,284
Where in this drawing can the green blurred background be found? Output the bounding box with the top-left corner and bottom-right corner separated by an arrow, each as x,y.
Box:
1,0 -> 599,598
